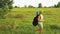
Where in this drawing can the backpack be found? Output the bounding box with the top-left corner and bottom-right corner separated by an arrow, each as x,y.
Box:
32,16 -> 38,26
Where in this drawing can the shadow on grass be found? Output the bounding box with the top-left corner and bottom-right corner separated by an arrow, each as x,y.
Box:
49,25 -> 60,30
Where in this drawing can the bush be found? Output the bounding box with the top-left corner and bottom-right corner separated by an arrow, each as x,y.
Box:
0,4 -> 11,19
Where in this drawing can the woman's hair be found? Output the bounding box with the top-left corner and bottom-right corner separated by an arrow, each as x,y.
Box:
36,10 -> 42,16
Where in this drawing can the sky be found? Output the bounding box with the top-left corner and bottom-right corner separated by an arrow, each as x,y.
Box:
13,0 -> 60,7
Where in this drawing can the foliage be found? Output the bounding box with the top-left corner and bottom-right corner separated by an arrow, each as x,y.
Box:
57,2 -> 60,8
53,2 -> 60,8
28,5 -> 35,8
38,3 -> 42,8
0,0 -> 13,18
0,0 -> 13,9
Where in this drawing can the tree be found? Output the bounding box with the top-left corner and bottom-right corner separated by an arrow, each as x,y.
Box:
14,6 -> 18,8
14,6 -> 20,8
28,5 -> 35,8
57,2 -> 60,8
44,6 -> 47,8
0,0 -> 13,18
24,5 -> 27,8
38,3 -> 42,8
54,5 -> 57,8
0,0 -> 13,9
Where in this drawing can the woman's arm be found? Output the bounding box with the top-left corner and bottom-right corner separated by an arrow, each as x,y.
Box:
38,15 -> 44,22
38,16 -> 41,22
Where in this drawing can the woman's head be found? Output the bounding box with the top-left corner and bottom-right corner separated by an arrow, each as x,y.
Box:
36,10 -> 42,16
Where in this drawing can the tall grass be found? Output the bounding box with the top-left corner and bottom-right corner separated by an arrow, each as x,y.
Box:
0,8 -> 60,34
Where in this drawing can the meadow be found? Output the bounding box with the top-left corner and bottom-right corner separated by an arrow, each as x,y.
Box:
0,8 -> 60,34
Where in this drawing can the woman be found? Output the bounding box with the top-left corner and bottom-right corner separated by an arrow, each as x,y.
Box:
35,10 -> 44,34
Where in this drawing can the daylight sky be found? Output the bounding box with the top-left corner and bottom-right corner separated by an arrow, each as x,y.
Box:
13,0 -> 60,7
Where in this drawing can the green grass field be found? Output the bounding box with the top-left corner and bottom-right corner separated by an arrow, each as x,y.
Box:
0,8 -> 60,34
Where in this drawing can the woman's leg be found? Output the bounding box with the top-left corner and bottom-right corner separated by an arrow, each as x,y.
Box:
40,27 -> 42,34
35,24 -> 43,34
35,27 -> 42,34
40,23 -> 43,34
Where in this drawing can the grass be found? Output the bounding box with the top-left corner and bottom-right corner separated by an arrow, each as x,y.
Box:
0,8 -> 60,34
